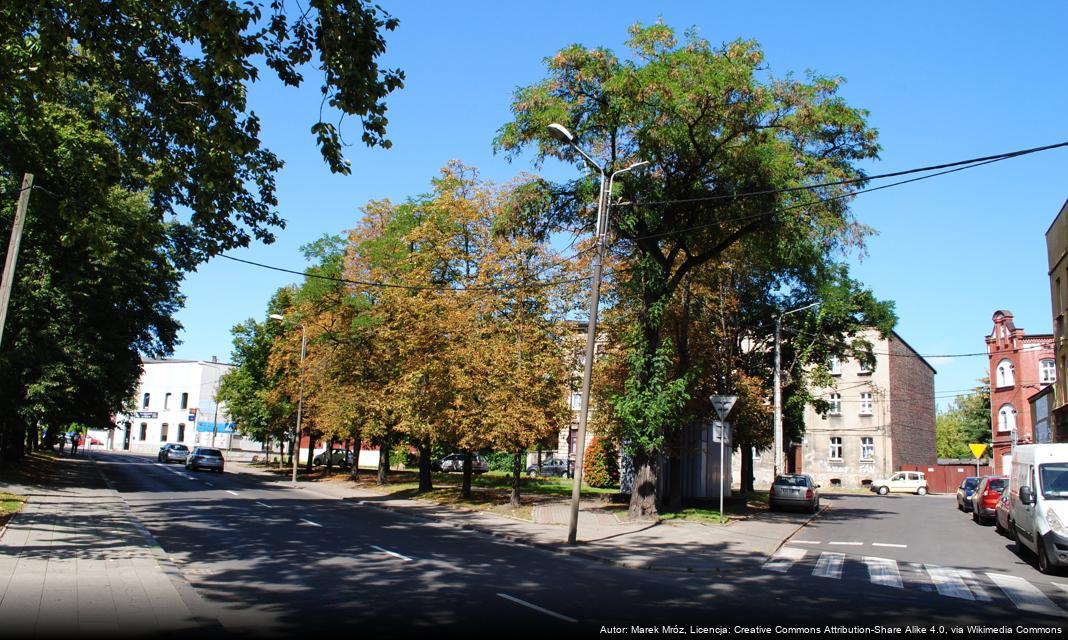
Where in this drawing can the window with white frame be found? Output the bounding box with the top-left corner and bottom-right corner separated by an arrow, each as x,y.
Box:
752,447 -> 760,460
829,437 -> 843,461
829,393 -> 841,415
859,392 -> 873,415
164,392 -> 172,410
1041,359 -> 1056,384
858,358 -> 872,374
829,356 -> 841,375
142,393 -> 150,409
998,404 -> 1016,432
180,393 -> 189,410
861,437 -> 875,461
996,359 -> 1015,388
570,391 -> 582,411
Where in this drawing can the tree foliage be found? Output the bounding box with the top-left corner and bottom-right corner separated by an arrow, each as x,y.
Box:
936,380 -> 991,458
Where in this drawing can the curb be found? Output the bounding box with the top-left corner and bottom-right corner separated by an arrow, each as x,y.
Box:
767,502 -> 830,556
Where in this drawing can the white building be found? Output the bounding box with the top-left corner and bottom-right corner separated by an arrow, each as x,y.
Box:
93,358 -> 238,452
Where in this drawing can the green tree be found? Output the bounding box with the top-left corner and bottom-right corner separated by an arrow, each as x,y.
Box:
497,23 -> 880,518
936,380 -> 991,458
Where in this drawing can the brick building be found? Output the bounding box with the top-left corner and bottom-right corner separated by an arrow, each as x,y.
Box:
1045,198 -> 1068,442
986,310 -> 1055,474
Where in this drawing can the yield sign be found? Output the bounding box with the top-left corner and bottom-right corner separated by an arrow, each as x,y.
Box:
969,443 -> 988,459
709,395 -> 738,421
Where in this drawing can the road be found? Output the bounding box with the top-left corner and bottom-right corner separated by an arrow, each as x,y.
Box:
93,452 -> 1066,637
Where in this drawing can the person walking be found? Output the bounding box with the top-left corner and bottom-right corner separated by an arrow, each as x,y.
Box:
58,433 -> 67,454
70,432 -> 81,456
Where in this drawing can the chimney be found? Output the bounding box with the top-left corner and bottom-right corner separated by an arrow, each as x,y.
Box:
212,355 -> 218,363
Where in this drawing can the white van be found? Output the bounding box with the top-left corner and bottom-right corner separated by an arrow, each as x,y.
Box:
1010,443 -> 1068,574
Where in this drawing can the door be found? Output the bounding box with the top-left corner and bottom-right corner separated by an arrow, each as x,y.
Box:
889,472 -> 905,492
123,423 -> 131,450
1015,466 -> 1037,547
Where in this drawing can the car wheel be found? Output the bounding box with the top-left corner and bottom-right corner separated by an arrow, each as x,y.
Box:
972,510 -> 980,524
1038,543 -> 1053,575
957,499 -> 964,511
1015,536 -> 1030,558
527,470 -> 536,478
768,500 -> 776,512
1007,520 -> 1016,541
917,487 -> 927,496
877,486 -> 889,496
811,501 -> 820,514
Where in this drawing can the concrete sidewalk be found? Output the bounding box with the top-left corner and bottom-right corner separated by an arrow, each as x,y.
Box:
0,454 -> 220,638
238,462 -> 814,574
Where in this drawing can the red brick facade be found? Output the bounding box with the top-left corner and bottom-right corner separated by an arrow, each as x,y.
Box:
888,334 -> 937,468
985,310 -> 1054,474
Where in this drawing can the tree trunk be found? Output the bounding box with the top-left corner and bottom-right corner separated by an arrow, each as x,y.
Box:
377,441 -> 390,485
279,439 -> 285,468
305,433 -> 315,471
510,447 -> 522,508
461,451 -> 473,499
417,438 -> 433,492
740,444 -> 755,493
628,451 -> 659,520
350,436 -> 361,480
325,436 -> 335,473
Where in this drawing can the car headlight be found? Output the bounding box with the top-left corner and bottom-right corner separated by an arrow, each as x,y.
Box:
1047,509 -> 1065,534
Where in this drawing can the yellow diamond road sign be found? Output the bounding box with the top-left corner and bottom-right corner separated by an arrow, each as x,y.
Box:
969,443 -> 988,459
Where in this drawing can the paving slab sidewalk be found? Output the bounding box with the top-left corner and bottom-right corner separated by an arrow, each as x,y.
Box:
238,462 -> 814,574
0,454 -> 221,638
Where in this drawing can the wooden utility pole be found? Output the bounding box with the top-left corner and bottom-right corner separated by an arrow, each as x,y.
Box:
0,173 -> 33,348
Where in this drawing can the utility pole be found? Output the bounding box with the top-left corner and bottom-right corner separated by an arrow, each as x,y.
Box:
0,173 -> 34,348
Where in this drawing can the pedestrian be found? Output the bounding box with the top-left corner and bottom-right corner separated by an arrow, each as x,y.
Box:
70,432 -> 81,456
58,433 -> 67,454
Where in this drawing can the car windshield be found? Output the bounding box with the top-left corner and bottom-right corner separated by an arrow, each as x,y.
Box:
773,476 -> 809,487
173,445 -> 189,451
987,478 -> 1007,492
198,449 -> 222,458
1039,463 -> 1068,500
962,478 -> 980,489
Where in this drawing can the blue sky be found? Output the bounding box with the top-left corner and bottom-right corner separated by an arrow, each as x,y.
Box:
171,1 -> 1068,410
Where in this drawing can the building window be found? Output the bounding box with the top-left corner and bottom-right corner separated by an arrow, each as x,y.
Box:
752,447 -> 761,460
142,393 -> 150,409
998,404 -> 1016,432
829,393 -> 841,415
178,423 -> 185,442
829,437 -> 843,461
570,392 -> 582,411
160,423 -> 169,442
861,437 -> 875,461
139,423 -> 147,440
829,356 -> 841,376
996,359 -> 1015,388
180,393 -> 189,410
1041,359 -> 1056,384
164,393 -> 172,410
859,392 -> 873,415
858,358 -> 872,375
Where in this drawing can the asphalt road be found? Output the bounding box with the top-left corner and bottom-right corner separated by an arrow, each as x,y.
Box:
92,452 -> 1067,637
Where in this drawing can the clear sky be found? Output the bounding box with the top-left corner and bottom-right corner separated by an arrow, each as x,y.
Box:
171,1 -> 1068,410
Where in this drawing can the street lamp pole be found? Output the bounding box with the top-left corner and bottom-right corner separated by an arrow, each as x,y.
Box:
773,302 -> 819,479
270,314 -> 305,484
548,123 -> 647,545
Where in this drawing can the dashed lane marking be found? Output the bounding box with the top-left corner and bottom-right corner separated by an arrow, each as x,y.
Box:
871,543 -> 907,548
788,540 -> 821,545
299,519 -> 323,528
255,502 -> 274,509
496,593 -> 578,623
371,545 -> 413,562
828,541 -> 863,546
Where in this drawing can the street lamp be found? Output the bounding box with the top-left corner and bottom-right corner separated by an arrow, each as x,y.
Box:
772,302 -> 819,480
549,122 -> 648,545
270,313 -> 305,485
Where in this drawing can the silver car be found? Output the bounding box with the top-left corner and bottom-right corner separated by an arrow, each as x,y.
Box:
769,474 -> 821,513
185,447 -> 224,473
158,443 -> 190,464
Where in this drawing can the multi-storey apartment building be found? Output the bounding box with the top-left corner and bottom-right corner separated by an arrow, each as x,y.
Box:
1045,198 -> 1068,443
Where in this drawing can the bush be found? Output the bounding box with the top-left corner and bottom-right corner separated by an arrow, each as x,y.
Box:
583,437 -> 619,489
484,450 -> 519,473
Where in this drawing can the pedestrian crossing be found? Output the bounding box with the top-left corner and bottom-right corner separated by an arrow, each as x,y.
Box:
763,547 -> 1067,618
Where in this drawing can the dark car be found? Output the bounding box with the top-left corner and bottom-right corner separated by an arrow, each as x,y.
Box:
995,478 -> 1014,537
525,458 -> 571,478
973,476 -> 1008,525
769,474 -> 821,513
313,449 -> 353,468
956,476 -> 982,512
436,453 -> 489,474
157,443 -> 190,464
185,447 -> 224,473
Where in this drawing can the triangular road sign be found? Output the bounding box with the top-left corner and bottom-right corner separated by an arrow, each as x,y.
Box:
710,395 -> 738,421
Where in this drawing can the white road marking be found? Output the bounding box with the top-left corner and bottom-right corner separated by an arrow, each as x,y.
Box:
924,565 -> 974,600
987,573 -> 1067,617
763,546 -> 806,573
813,552 -> 845,579
204,482 -> 214,487
226,490 -> 238,496
496,593 -> 577,623
371,545 -> 413,561
255,502 -> 274,509
871,543 -> 907,548
1052,582 -> 1068,594
299,519 -> 323,528
863,556 -> 903,589
828,541 -> 863,546
788,540 -> 821,545
957,569 -> 993,601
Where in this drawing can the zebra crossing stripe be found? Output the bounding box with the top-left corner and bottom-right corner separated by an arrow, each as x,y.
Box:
1052,582 -> 1068,594
764,546 -> 806,573
924,565 -> 975,600
958,569 -> 993,602
863,556 -> 903,589
813,552 -> 845,579
986,573 -> 1067,618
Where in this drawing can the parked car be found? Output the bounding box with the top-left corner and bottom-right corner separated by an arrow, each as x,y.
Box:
525,458 -> 571,478
769,474 -> 820,513
436,453 -> 489,474
870,471 -> 928,495
313,449 -> 353,468
995,477 -> 1014,538
956,476 -> 982,512
157,443 -> 190,464
185,447 -> 224,473
972,476 -> 1008,524
1010,443 -> 1068,574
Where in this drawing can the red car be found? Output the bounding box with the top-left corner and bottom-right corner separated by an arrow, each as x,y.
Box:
972,476 -> 1008,525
